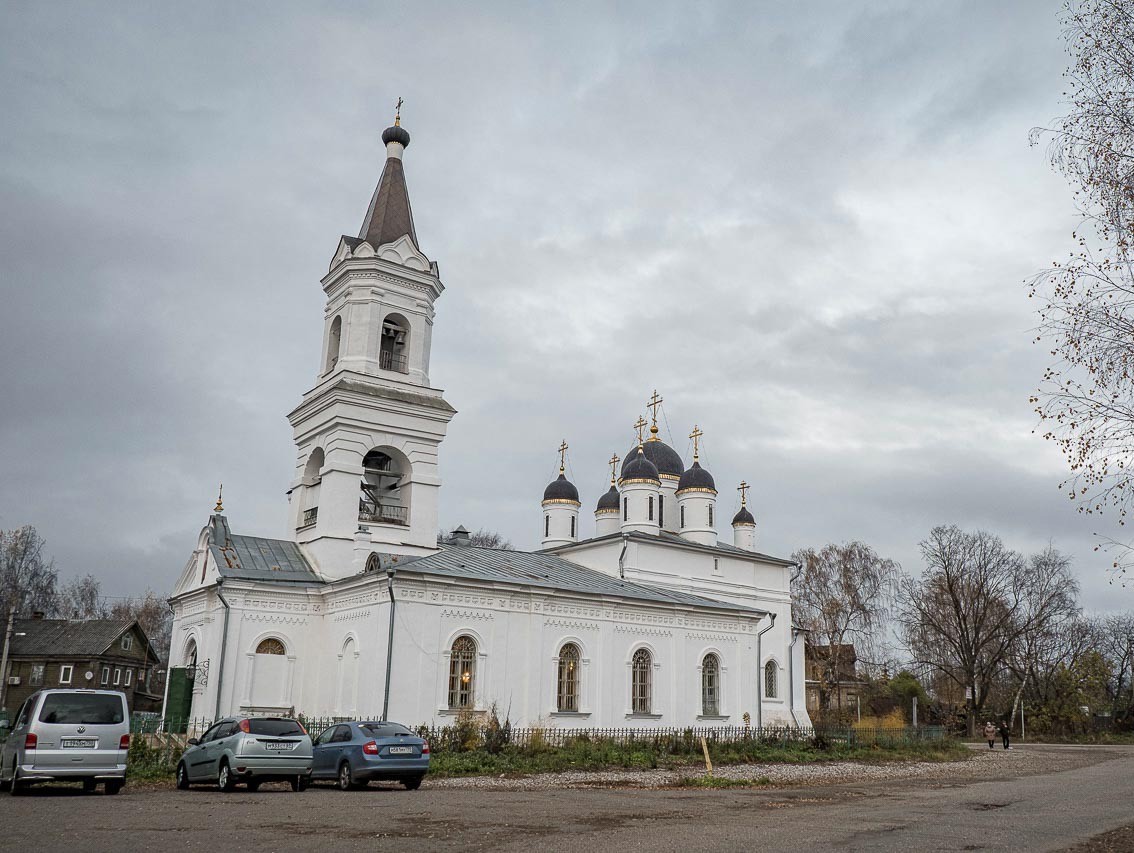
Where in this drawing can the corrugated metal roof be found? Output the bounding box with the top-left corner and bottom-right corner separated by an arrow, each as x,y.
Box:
9,619 -> 135,657
399,545 -> 761,613
210,533 -> 322,584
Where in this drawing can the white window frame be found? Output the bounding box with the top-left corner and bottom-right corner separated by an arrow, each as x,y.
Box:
59,664 -> 73,685
113,667 -> 122,686
124,669 -> 132,687
100,666 -> 110,686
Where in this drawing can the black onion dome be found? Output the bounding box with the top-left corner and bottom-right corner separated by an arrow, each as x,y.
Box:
677,460 -> 716,492
596,484 -> 620,512
382,124 -> 411,148
621,440 -> 684,479
542,473 -> 580,503
621,448 -> 660,483
732,505 -> 756,526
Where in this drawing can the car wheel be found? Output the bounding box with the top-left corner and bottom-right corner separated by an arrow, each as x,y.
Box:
337,762 -> 354,791
218,761 -> 235,793
247,781 -> 261,792
105,780 -> 123,796
176,762 -> 191,790
289,775 -> 308,792
403,776 -> 423,791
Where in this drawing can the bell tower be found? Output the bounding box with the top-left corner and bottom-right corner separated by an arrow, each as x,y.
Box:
286,108 -> 456,579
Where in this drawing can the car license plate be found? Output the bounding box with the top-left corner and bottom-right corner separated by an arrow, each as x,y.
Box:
389,746 -> 414,754
266,741 -> 292,751
61,738 -> 97,749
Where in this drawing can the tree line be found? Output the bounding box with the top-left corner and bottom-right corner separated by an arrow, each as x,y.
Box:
1,525 -> 171,662
793,528 -> 1134,737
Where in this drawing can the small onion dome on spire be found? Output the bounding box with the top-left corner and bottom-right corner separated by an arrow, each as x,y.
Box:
381,123 -> 411,148
676,460 -> 716,494
543,473 -> 580,505
596,483 -> 620,512
621,446 -> 660,484
732,505 -> 756,526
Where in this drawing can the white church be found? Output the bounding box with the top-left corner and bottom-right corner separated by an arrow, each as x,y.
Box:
165,114 -> 811,731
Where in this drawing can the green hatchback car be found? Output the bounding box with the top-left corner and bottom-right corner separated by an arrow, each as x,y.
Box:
176,717 -> 313,792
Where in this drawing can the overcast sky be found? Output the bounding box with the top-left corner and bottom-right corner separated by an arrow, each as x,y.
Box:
2,1 -> 1128,613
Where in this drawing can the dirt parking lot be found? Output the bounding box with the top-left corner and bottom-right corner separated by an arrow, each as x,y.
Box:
1,745 -> 1132,853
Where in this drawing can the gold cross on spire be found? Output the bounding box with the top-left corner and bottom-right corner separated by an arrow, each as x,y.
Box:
214,483 -> 224,513
647,390 -> 663,440
689,425 -> 703,460
738,480 -> 750,506
633,416 -> 648,445
394,96 -> 404,126
558,439 -> 569,474
608,453 -> 621,484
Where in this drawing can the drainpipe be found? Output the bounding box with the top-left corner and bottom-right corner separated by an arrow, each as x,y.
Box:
617,534 -> 629,579
755,612 -> 776,732
381,567 -> 397,722
788,627 -> 802,727
214,580 -> 231,720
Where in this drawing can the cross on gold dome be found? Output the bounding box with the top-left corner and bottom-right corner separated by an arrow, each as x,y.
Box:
394,96 -> 404,127
608,453 -> 621,484
558,439 -> 569,474
647,390 -> 663,440
633,416 -> 648,445
738,480 -> 750,506
689,425 -> 704,460
214,483 -> 224,513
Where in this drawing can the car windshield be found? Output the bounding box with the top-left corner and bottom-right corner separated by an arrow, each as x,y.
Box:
360,723 -> 414,738
38,694 -> 124,725
248,718 -> 304,736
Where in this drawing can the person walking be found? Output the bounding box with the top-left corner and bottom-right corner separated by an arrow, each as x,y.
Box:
983,721 -> 997,750
998,720 -> 1011,750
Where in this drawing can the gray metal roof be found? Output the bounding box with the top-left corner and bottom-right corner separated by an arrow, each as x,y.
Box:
551,530 -> 795,566
9,619 -> 141,657
208,518 -> 322,584
398,545 -> 761,614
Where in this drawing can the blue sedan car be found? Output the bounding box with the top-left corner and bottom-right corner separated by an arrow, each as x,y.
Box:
311,721 -> 430,790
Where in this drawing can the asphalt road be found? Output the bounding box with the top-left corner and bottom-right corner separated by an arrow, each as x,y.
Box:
1,745 -> 1131,853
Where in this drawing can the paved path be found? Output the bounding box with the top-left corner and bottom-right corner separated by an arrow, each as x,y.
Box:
1,744 -> 1131,852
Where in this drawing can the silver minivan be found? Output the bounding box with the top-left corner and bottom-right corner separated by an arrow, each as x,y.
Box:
176,717 -> 312,792
0,689 -> 130,794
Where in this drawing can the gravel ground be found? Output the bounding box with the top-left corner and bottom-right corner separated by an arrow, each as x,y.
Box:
426,743 -> 1122,791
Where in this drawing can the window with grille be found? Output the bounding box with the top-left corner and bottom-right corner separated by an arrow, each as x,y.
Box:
764,660 -> 778,698
448,636 -> 477,709
256,638 -> 286,656
702,654 -> 720,715
631,648 -> 652,714
557,643 -> 581,712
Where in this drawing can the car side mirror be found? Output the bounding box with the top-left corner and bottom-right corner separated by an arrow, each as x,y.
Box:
187,738 -> 200,746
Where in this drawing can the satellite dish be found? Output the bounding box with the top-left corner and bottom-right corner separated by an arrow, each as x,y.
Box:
84,671 -> 94,681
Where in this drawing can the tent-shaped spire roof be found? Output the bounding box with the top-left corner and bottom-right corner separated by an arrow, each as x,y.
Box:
357,120 -> 420,252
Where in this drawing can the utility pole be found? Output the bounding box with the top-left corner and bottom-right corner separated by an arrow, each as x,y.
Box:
0,605 -> 16,712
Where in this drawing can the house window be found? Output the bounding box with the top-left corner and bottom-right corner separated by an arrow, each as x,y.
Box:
113,668 -> 121,686
631,648 -> 652,714
557,643 -> 581,712
658,495 -> 664,528
125,669 -> 133,687
702,654 -> 720,716
764,661 -> 778,699
648,495 -> 654,521
100,667 -> 110,686
29,665 -> 44,687
256,638 -> 286,656
448,636 -> 477,710
623,497 -> 628,521
708,504 -> 714,527
59,665 -> 73,685
121,634 -> 133,651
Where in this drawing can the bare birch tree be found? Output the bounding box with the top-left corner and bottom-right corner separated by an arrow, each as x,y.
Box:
0,525 -> 58,617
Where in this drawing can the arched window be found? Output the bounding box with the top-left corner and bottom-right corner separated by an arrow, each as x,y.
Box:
448,636 -> 477,709
184,638 -> 198,682
557,643 -> 581,712
764,660 -> 778,699
360,448 -> 409,526
326,315 -> 342,373
648,495 -> 654,521
300,448 -> 324,528
702,654 -> 720,716
380,313 -> 410,373
256,638 -> 286,656
631,648 -> 652,714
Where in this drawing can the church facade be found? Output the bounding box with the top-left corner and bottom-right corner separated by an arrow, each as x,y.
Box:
165,117 -> 811,731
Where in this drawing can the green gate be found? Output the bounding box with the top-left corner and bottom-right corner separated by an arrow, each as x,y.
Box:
165,667 -> 194,733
